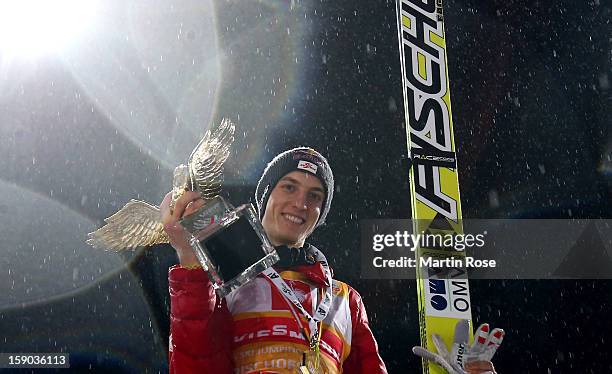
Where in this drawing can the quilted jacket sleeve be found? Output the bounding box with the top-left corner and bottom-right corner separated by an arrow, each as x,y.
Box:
168,265 -> 234,374
342,287 -> 388,374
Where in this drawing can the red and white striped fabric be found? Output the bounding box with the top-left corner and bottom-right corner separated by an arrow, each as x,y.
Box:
168,262 -> 387,374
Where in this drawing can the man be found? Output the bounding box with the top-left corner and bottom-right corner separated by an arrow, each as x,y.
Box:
161,147 -> 387,374
160,147 -> 500,374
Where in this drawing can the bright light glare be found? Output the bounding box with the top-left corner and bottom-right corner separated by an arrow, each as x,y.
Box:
0,0 -> 96,58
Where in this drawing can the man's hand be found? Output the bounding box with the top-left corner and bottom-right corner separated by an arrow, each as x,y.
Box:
160,190 -> 206,267
412,319 -> 504,374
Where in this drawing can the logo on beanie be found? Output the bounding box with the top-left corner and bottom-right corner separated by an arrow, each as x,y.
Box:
297,160 -> 318,174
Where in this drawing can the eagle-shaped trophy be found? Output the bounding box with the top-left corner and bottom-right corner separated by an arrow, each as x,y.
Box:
87,118 -> 279,297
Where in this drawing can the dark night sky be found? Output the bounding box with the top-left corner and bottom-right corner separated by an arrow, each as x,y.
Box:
1,0 -> 611,373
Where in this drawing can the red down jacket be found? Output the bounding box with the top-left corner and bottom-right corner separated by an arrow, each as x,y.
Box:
168,261 -> 387,374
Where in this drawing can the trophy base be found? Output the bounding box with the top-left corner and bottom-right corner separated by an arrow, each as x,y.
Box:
214,250 -> 280,297
184,200 -> 279,297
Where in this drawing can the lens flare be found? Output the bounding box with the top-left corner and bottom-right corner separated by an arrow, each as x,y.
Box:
0,0 -> 97,59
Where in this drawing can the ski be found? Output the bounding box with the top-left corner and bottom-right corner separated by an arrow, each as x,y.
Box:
393,1 -> 473,373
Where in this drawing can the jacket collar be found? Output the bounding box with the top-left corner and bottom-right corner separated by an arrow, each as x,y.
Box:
274,244 -> 332,287
275,244 -> 315,267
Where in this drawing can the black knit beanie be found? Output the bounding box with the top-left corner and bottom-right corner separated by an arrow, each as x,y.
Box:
255,147 -> 334,228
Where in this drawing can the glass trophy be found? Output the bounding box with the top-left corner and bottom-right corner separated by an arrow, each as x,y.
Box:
180,196 -> 279,297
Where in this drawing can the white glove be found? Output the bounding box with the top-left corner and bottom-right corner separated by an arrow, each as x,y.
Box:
412,320 -> 504,374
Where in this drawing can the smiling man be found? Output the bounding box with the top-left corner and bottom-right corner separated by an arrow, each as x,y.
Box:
259,171 -> 323,246
161,147 -> 388,374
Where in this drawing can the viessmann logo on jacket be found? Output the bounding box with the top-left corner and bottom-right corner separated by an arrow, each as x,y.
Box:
234,324 -> 341,361
232,325 -> 342,374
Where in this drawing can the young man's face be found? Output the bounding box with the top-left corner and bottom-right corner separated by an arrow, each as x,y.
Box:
262,171 -> 325,248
